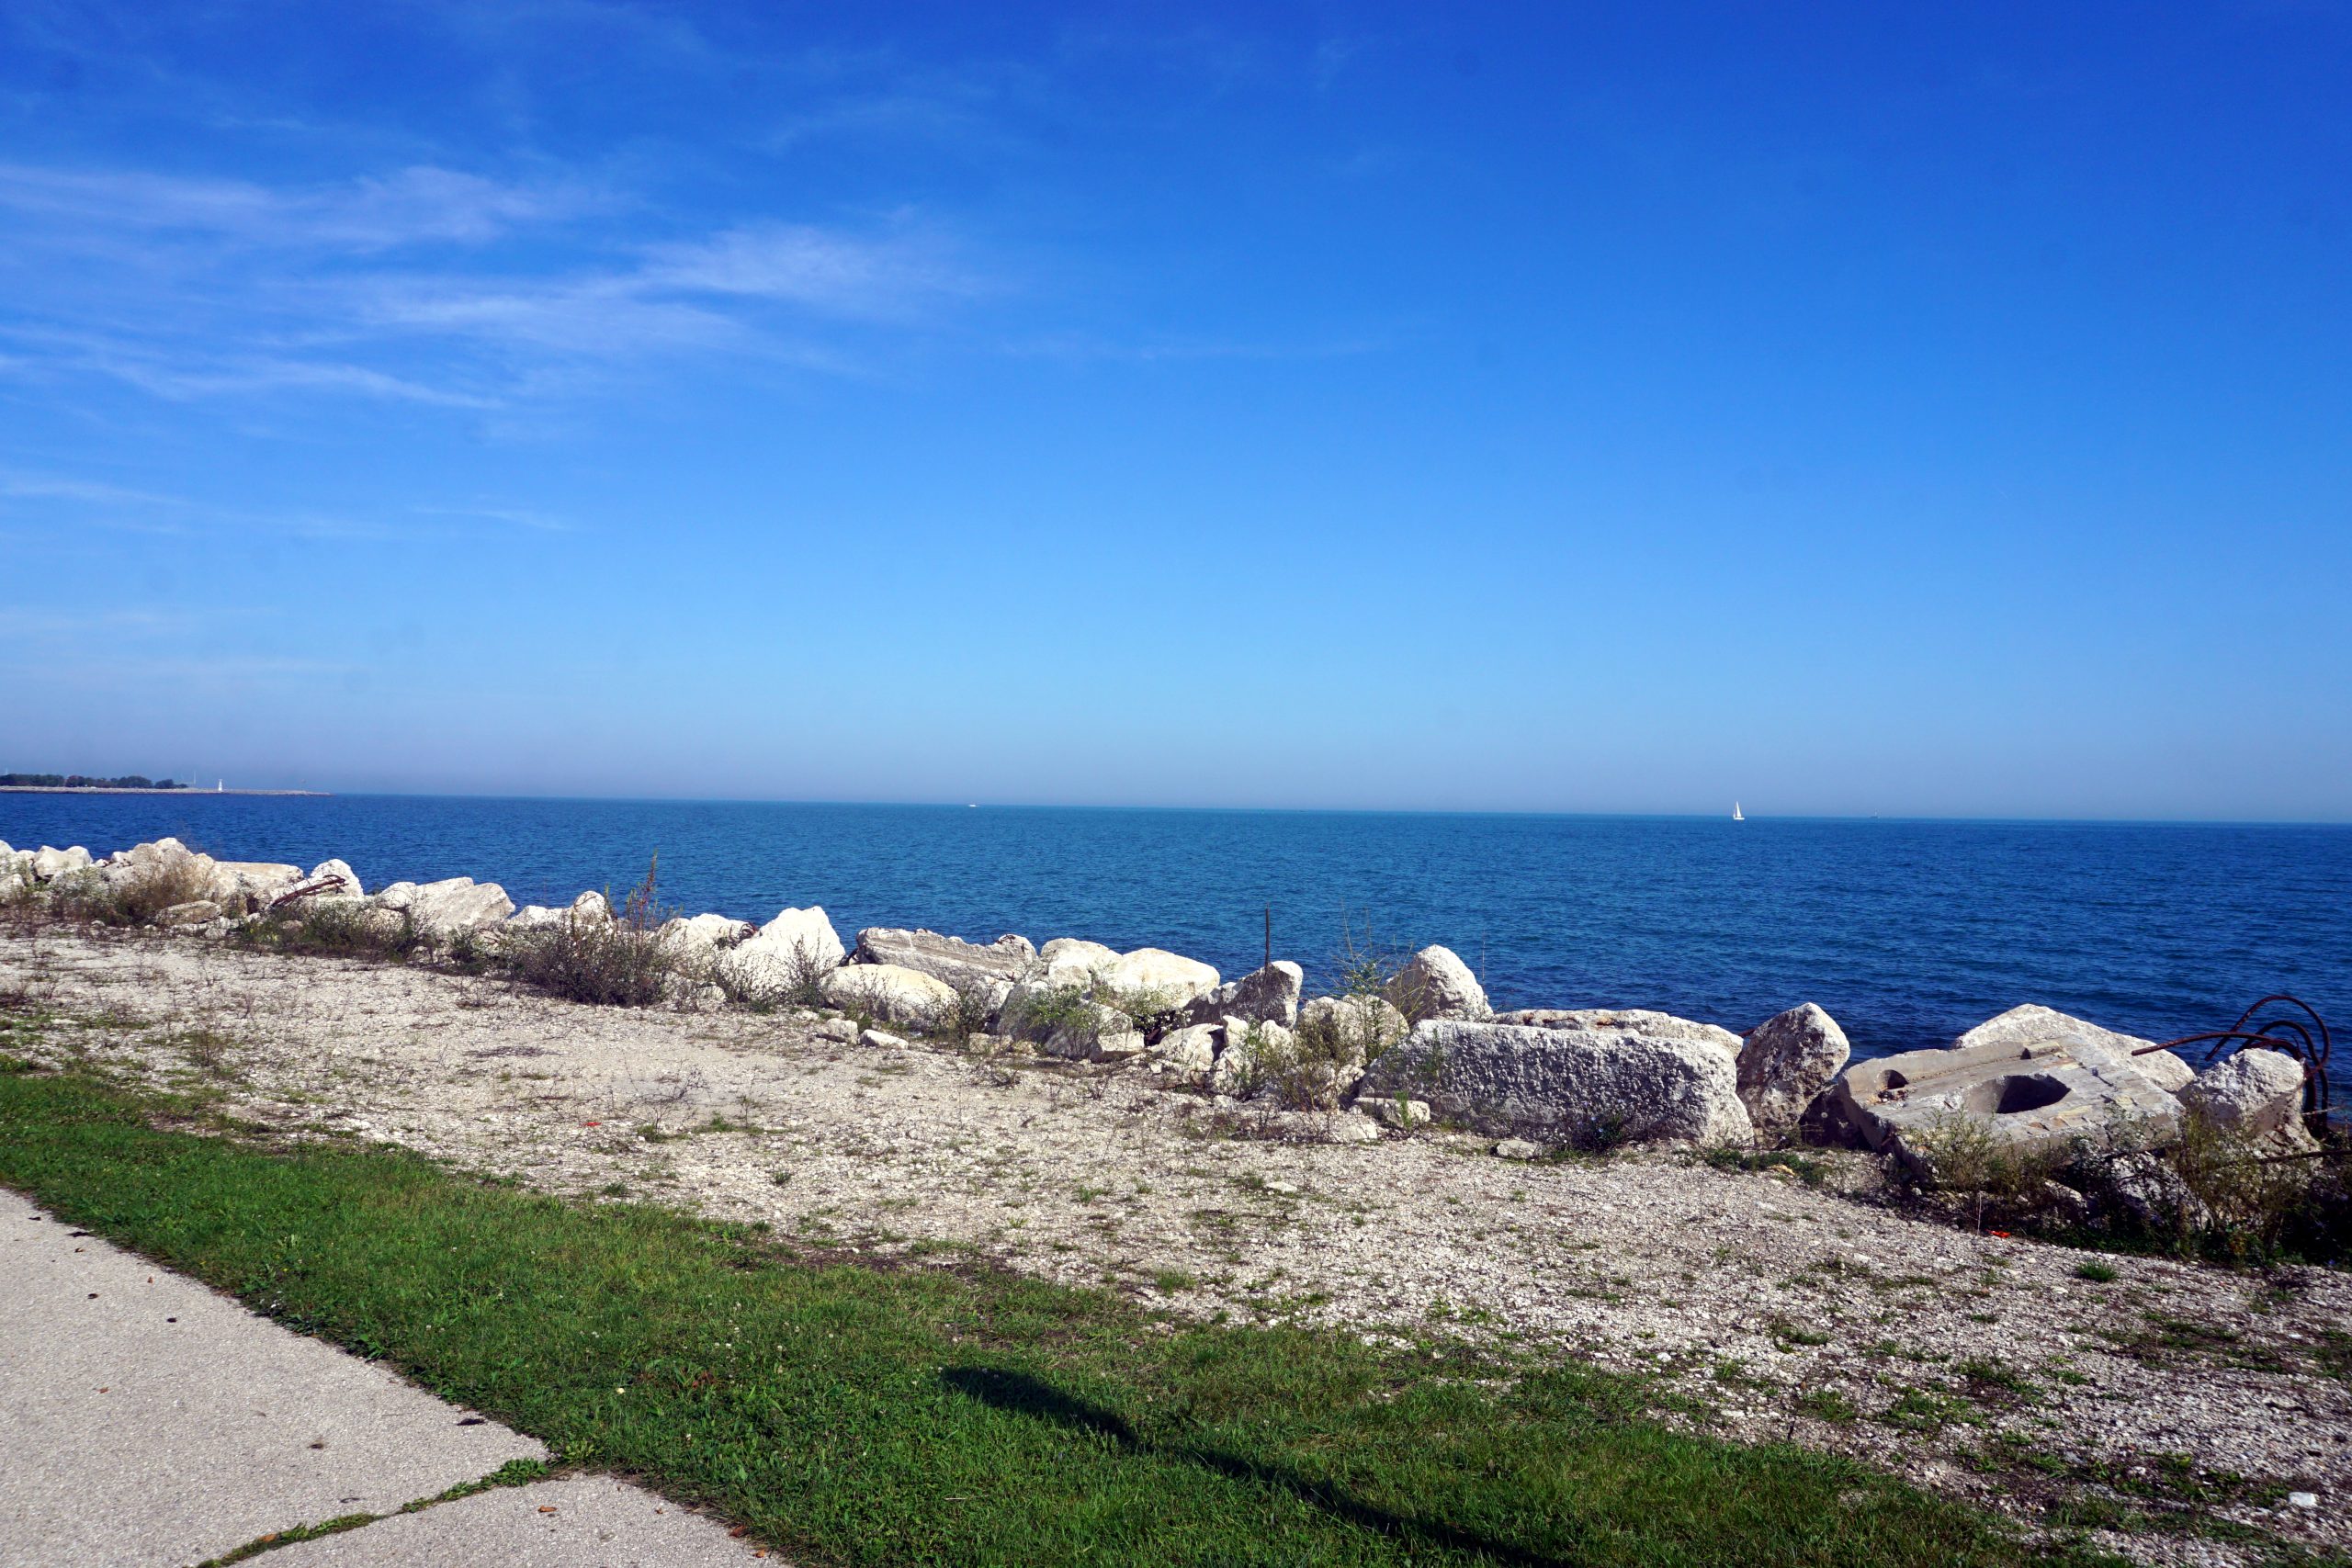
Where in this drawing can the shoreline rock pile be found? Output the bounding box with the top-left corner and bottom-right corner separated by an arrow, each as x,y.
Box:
2,836 -> 2320,1191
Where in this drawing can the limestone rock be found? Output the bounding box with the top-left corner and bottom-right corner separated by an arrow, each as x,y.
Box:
1360,1020 -> 1755,1147
1368,1097 -> 1432,1130
1148,1022 -> 1219,1087
1098,948 -> 1220,1010
205,862 -> 304,911
1036,938 -> 1118,977
570,890 -> 613,924
1736,1004 -> 1852,1134
2180,1048 -> 2307,1141
1181,961 -> 1304,1029
859,1027 -> 909,1050
154,900 -> 221,928
1387,945 -> 1491,1023
819,963 -> 956,1030
719,907 -> 845,998
380,877 -> 515,941
659,913 -> 756,962
1491,1008 -> 1741,1055
1493,1138 -> 1542,1160
811,1017 -> 860,1044
31,845 -> 94,881
854,928 -> 1035,989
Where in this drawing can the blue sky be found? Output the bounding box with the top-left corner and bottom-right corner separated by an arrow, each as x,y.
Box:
4,2 -> 2347,818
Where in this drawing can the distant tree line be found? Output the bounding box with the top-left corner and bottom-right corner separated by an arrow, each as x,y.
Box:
1,773 -> 187,789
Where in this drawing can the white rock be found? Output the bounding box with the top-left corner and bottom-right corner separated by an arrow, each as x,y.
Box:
659,912 -> 755,958
1736,1003 -> 1851,1134
1098,948 -> 1221,1008
1387,945 -> 1491,1022
1362,1019 -> 1756,1147
1149,1022 -> 1219,1087
154,900 -> 221,928
306,859 -> 365,898
859,1027 -> 909,1050
811,1017 -> 860,1044
204,861 -> 304,911
1037,937 -> 1118,975
820,963 -> 957,1030
570,889 -> 613,923
1491,1008 -> 1742,1055
396,877 -> 515,940
2180,1048 -> 2306,1140
718,907 -> 845,998
31,845 -> 93,880
854,928 -> 1035,988
1493,1137 -> 1542,1160
1181,961 -> 1305,1029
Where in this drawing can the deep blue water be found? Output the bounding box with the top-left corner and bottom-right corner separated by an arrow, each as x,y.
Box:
6,794 -> 2347,1076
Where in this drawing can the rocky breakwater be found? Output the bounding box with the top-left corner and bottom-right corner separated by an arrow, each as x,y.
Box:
6,838 -> 2335,1243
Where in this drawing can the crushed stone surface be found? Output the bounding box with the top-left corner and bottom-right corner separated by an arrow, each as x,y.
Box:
5,927 -> 2348,1564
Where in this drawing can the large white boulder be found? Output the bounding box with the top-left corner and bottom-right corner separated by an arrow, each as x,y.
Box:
305,859 -> 366,898
819,962 -> 956,1030
1387,945 -> 1491,1023
720,906 -> 846,996
1037,937 -> 1118,974
31,845 -> 93,881
2180,1048 -> 2307,1143
854,928 -> 1035,989
1736,1003 -> 1851,1134
659,912 -> 756,963
1181,961 -> 1304,1029
205,861 -> 304,911
1360,1019 -> 1755,1147
1098,948 -> 1220,1008
1148,1022 -> 1219,1087
380,877 -> 514,940
1491,1008 -> 1742,1055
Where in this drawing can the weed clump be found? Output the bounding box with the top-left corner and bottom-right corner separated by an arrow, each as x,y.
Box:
502,862 -> 679,1008
233,899 -> 425,963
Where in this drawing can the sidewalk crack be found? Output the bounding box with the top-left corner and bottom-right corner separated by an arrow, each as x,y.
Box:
188,1458 -> 553,1565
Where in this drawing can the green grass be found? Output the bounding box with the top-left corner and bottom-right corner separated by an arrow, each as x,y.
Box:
0,1066 -> 2093,1568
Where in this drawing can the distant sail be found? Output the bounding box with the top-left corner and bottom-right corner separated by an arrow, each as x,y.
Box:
1732,801 -> 1744,821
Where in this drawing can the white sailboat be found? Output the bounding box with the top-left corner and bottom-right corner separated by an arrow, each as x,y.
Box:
1732,801 -> 1744,821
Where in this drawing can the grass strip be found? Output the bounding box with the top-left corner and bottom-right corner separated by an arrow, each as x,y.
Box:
0,1066 -> 2098,1567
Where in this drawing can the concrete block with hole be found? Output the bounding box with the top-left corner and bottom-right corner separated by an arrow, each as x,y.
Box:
1831,1009 -> 2183,1166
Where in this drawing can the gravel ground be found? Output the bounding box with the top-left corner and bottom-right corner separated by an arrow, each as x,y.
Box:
5,925 -> 2347,1565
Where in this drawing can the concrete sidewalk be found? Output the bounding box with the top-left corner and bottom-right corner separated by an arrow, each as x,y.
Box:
0,1189 -> 772,1566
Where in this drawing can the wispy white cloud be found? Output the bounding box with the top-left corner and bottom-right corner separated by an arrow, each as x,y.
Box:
0,162 -> 599,252
0,152 -> 984,410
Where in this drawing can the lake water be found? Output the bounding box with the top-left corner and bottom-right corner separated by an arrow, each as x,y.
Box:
5,794 -> 2346,1079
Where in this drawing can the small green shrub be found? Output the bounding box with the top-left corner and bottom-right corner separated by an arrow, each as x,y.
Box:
2074,1260 -> 2119,1283
502,861 -> 678,1008
233,899 -> 424,963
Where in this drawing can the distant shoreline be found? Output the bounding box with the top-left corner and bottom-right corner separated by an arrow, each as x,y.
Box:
0,786 -> 329,797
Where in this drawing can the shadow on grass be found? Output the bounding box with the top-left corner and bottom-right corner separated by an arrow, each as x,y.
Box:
943,1365 -> 1568,1567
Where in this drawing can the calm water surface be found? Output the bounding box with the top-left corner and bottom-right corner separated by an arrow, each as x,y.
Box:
6,795 -> 2346,1077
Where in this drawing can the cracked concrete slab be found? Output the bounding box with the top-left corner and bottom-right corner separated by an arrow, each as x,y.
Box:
264,1475 -> 772,1565
0,1188 -> 544,1568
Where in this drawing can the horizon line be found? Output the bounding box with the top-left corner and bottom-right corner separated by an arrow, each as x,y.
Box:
11,786 -> 2349,829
